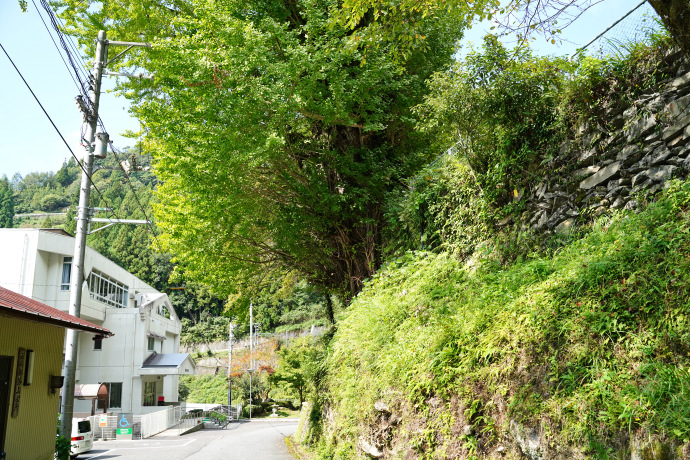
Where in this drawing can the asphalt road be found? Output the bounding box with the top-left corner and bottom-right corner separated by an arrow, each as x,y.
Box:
78,420 -> 298,460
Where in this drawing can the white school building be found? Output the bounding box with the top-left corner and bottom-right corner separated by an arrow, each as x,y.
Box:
0,228 -> 195,416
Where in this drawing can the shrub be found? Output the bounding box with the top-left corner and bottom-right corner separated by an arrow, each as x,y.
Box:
242,404 -> 264,417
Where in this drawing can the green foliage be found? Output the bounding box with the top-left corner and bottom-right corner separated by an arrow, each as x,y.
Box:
180,316 -> 229,346
335,0 -> 489,62
385,33 -> 677,268
54,417 -> 70,460
179,375 -> 228,404
563,30 -> 673,130
241,277 -> 333,334
417,36 -> 570,208
54,160 -> 78,188
317,180 -> 690,456
383,155 -> 493,257
270,336 -> 322,405
39,193 -> 68,212
242,404 -> 265,417
0,176 -> 14,228
54,0 -> 467,300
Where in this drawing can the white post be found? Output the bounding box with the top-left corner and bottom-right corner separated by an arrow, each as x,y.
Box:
227,323 -> 234,410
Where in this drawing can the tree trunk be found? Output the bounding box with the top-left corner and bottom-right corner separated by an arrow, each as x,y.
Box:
648,0 -> 690,54
324,294 -> 335,325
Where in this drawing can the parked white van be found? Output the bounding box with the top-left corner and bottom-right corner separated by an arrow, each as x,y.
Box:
70,418 -> 93,457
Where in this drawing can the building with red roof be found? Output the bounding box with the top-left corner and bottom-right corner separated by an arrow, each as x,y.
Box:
0,286 -> 111,460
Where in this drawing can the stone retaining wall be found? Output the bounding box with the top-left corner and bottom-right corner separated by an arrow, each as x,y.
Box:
513,50 -> 690,236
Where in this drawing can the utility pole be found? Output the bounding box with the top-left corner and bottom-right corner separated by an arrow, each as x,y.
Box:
59,30 -> 108,440
227,322 -> 234,412
249,301 -> 253,371
249,301 -> 253,419
59,30 -> 152,439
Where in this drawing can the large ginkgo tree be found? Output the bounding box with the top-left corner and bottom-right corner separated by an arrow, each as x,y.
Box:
53,0 -> 483,303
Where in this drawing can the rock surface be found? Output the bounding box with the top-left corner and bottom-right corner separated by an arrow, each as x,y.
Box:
519,53 -> 690,234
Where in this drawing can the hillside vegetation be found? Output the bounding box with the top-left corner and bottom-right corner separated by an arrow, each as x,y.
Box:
294,31 -> 690,459
2,151 -> 332,342
318,180 -> 690,458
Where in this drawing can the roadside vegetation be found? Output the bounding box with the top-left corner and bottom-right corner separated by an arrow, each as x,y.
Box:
298,26 -> 690,460
319,178 -> 690,457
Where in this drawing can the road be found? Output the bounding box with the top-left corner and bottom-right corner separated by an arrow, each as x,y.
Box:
79,420 -> 299,460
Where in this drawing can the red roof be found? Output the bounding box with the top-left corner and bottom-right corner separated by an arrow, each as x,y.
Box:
0,286 -> 112,336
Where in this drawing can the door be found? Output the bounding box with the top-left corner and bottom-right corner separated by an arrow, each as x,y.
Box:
0,356 -> 13,456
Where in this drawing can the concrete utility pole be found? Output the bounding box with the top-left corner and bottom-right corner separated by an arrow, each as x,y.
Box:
227,323 -> 234,410
249,301 -> 254,371
59,30 -> 108,440
59,30 -> 152,439
249,301 -> 253,419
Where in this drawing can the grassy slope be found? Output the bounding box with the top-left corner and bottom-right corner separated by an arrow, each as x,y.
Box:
319,181 -> 690,459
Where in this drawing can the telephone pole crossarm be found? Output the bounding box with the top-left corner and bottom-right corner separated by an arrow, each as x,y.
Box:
88,218 -> 151,224
107,40 -> 152,47
104,70 -> 154,80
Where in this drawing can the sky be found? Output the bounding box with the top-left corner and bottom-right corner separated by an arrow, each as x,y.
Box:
0,0 -> 658,179
0,2 -> 139,179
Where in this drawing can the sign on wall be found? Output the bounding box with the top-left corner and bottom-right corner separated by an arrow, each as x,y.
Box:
11,348 -> 25,417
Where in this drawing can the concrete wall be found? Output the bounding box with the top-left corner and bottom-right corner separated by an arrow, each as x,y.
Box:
0,316 -> 64,460
0,230 -> 38,299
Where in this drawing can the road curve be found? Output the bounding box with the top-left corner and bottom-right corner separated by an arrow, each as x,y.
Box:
80,420 -> 298,460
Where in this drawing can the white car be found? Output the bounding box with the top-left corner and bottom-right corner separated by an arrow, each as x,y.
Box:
70,418 -> 93,457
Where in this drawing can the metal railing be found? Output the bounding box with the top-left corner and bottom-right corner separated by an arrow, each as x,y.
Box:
88,405 -> 187,440
168,416 -> 202,436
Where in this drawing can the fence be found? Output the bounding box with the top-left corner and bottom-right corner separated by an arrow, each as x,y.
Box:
140,405 -> 183,438
88,405 -> 187,440
573,0 -> 664,59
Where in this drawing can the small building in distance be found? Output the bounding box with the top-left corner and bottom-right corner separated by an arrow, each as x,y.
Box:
0,229 -> 195,417
0,286 -> 111,460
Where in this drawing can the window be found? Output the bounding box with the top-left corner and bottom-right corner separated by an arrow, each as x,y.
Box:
77,420 -> 91,434
143,381 -> 156,406
94,338 -> 102,350
96,382 -> 122,409
61,257 -> 72,291
147,337 -> 154,351
88,270 -> 129,308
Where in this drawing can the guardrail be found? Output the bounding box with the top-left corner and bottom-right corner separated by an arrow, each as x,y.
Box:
169,416 -> 202,435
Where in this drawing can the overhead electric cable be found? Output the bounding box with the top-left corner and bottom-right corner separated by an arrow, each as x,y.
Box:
32,1 -> 87,100
0,41 -> 121,223
106,140 -> 166,253
37,0 -> 92,107
32,1 -> 160,241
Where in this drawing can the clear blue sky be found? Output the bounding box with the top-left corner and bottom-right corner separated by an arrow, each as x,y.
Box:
0,2 -> 139,179
0,1 -> 657,179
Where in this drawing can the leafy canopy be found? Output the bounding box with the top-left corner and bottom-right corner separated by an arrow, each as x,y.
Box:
54,0 -> 468,299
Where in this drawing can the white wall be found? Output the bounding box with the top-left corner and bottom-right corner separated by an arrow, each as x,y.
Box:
0,229 -> 186,416
0,230 -> 38,298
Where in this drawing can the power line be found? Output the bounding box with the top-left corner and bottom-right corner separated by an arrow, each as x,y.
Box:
32,0 -> 86,102
34,3 -> 160,238
0,41 -> 120,223
30,3 -> 161,248
35,0 -> 92,107
106,141 -> 165,253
